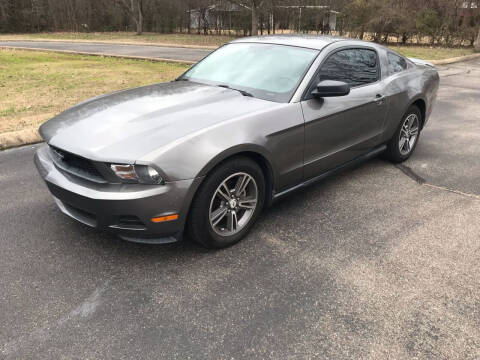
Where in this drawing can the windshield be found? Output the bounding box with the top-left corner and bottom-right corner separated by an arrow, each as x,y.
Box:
181,43 -> 319,103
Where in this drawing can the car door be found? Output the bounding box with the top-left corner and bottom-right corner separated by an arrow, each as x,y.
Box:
301,47 -> 388,180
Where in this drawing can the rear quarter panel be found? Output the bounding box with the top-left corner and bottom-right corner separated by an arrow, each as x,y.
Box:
382,64 -> 439,142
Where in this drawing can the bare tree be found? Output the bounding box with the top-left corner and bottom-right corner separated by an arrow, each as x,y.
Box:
1,0 -> 480,48
231,0 -> 264,35
250,0 -> 264,35
117,0 -> 144,35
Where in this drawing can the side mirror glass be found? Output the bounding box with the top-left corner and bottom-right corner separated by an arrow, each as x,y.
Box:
311,80 -> 350,98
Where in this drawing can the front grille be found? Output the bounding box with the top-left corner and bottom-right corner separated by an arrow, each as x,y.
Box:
50,146 -> 107,183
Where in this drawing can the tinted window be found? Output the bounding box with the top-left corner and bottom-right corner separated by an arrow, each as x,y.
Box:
318,48 -> 379,87
388,53 -> 408,74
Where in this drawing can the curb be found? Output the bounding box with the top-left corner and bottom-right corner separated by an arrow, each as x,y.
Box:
0,37 -> 218,50
0,45 -> 197,65
430,53 -> 480,65
0,128 -> 42,150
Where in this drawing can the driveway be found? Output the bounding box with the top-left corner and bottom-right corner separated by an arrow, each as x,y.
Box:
0,40 -> 212,62
1,59 -> 479,359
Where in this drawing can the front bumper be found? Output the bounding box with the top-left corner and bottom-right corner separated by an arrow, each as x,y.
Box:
34,144 -> 202,243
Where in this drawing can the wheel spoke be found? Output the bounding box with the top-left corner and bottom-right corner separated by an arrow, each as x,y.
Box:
217,183 -> 231,201
238,197 -> 257,209
408,115 -> 416,129
399,137 -> 407,151
210,206 -> 228,226
410,127 -> 419,136
235,174 -> 250,196
227,211 -> 238,232
406,138 -> 411,152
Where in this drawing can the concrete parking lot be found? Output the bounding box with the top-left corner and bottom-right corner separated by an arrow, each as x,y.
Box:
1,59 -> 479,359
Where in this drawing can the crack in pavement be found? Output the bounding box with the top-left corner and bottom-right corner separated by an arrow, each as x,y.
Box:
395,164 -> 480,200
423,183 -> 480,200
440,70 -> 471,77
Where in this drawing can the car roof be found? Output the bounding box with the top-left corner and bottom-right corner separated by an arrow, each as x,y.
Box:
230,34 -> 368,51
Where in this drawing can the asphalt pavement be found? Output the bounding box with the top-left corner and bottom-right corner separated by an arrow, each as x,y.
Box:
0,40 -> 212,62
1,59 -> 479,359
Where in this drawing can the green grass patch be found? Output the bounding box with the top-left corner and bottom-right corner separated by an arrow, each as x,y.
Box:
389,46 -> 474,60
0,49 -> 189,134
0,105 -> 17,117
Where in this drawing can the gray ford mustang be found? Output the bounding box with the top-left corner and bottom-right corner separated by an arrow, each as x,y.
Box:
35,35 -> 439,248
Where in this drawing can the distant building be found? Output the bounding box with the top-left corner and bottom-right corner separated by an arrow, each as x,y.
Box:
189,2 -> 245,31
275,5 -> 339,32
462,1 -> 478,9
189,1 -> 339,33
460,1 -> 479,17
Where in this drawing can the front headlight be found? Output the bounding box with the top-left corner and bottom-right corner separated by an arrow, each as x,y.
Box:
110,164 -> 164,184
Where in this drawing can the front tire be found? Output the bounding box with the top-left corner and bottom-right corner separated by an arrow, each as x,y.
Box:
187,157 -> 265,249
384,105 -> 422,163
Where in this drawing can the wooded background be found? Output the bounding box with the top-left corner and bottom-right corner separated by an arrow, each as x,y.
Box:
1,0 -> 479,47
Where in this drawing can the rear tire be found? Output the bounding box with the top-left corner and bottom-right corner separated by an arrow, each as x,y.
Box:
384,105 -> 422,163
187,157 -> 265,249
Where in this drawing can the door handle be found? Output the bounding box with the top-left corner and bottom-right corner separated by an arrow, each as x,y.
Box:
375,94 -> 385,105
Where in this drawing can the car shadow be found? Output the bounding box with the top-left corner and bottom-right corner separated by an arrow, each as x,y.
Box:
62,157 -> 394,265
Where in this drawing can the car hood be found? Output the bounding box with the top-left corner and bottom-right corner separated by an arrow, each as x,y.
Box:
40,81 -> 279,163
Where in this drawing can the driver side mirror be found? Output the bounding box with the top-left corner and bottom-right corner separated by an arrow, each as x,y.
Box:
311,80 -> 350,98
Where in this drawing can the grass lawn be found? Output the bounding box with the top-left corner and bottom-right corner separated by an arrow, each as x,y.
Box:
389,45 -> 474,60
0,32 -> 476,60
0,49 -> 188,146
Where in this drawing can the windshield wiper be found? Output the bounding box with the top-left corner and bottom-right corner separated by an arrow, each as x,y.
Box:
175,77 -> 189,81
217,84 -> 253,97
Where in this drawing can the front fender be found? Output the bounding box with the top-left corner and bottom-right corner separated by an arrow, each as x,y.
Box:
197,143 -> 278,179
138,103 -> 305,191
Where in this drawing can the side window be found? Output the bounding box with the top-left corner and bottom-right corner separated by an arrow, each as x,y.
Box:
388,53 -> 408,75
318,48 -> 379,87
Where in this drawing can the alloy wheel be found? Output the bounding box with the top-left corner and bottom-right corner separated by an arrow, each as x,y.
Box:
399,113 -> 420,156
209,172 -> 258,236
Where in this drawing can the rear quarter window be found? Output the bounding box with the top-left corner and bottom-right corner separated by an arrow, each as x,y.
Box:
388,53 -> 408,75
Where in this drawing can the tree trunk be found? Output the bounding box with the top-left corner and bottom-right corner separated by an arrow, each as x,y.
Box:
136,18 -> 142,35
135,0 -> 143,35
197,10 -> 201,34
475,27 -> 480,52
383,33 -> 389,43
251,5 -> 258,36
